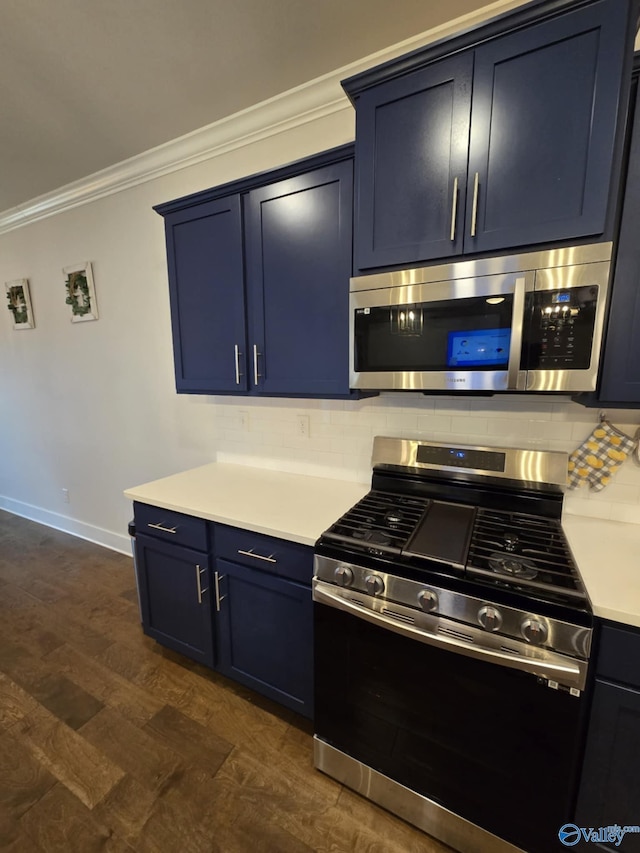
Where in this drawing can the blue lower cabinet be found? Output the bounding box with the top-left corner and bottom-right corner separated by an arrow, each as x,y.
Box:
576,682 -> 640,852
214,558 -> 314,718
574,624 -> 640,851
135,533 -> 214,667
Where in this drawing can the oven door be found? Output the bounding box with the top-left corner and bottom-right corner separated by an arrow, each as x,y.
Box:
314,595 -> 586,853
350,270 -> 530,392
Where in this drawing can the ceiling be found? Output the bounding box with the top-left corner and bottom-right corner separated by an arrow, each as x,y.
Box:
0,0 -> 499,215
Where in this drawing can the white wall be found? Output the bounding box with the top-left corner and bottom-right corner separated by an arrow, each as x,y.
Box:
1,40 -> 640,554
212,395 -> 640,525
0,109 -> 356,551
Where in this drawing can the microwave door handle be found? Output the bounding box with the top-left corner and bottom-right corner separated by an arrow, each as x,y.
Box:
507,276 -> 526,390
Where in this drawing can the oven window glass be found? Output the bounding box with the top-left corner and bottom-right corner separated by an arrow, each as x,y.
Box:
315,603 -> 584,853
354,294 -> 513,372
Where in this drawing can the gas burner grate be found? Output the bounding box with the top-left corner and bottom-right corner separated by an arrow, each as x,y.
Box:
322,490 -> 430,555
467,508 -> 586,600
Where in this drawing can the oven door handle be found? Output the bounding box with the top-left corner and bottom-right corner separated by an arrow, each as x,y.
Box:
313,581 -> 586,691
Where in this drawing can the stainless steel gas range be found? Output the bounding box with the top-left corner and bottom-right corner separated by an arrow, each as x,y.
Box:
312,437 -> 592,853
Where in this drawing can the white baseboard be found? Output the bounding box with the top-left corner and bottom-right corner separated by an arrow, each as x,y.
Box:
0,497 -> 131,556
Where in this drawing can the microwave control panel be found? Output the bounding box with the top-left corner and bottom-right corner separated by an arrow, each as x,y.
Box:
521,285 -> 598,370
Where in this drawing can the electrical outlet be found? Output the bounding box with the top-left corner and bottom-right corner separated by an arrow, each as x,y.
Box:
61,488 -> 70,503
296,414 -> 310,438
238,410 -> 249,431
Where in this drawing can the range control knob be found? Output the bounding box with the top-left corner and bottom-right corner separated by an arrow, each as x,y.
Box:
521,618 -> 548,645
364,574 -> 385,596
478,605 -> 503,632
418,590 -> 438,613
334,564 -> 354,587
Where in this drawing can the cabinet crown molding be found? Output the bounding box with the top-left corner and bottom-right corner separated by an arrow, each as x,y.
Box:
0,0 -> 529,235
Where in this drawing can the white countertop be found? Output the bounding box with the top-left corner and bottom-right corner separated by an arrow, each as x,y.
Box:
563,515 -> 640,629
124,462 -> 368,546
125,462 -> 640,628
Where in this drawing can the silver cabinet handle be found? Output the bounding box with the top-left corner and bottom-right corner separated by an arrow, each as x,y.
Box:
147,522 -> 177,534
195,564 -> 208,605
237,548 -> 276,564
470,171 -> 479,237
253,345 -> 261,386
450,176 -> 459,242
214,571 -> 226,612
234,344 -> 242,385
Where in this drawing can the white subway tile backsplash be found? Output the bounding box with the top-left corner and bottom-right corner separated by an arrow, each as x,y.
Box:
210,396 -> 640,523
486,418 -> 531,438
434,398 -> 470,414
450,416 -> 489,435
416,414 -> 453,433
613,461 -> 640,485
611,504 -> 640,524
385,413 -> 419,433
528,420 -> 575,442
564,497 -> 614,520
592,482 -> 640,505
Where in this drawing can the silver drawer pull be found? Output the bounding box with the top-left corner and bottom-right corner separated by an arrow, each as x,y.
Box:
195,564 -> 204,604
147,522 -> 178,534
470,171 -> 479,237
237,548 -> 276,564
198,565 -> 208,599
234,344 -> 242,385
253,345 -> 262,386
214,571 -> 226,612
450,176 -> 459,242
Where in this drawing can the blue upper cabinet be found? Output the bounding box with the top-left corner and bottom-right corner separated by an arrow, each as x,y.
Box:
467,2 -> 630,255
162,196 -> 247,393
155,146 -> 357,398
245,160 -> 353,396
345,0 -> 636,272
595,61 -> 640,405
354,54 -> 473,269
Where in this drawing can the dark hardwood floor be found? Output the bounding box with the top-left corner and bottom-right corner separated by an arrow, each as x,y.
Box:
0,510 -> 452,852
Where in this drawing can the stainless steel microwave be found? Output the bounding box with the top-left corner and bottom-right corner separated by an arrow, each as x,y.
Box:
350,243 -> 613,393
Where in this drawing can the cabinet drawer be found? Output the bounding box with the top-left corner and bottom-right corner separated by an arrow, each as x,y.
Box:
134,502 -> 208,552
597,624 -> 640,687
214,525 -> 313,585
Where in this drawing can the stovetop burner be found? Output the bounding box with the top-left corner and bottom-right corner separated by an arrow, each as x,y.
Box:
322,490 -> 430,555
384,509 -> 405,527
314,437 -> 592,664
488,552 -> 538,580
353,529 -> 393,546
320,440 -> 588,610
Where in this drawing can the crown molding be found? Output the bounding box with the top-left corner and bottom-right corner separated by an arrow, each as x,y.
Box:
0,0 -> 525,237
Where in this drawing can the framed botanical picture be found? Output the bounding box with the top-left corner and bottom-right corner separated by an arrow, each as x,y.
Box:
5,279 -> 35,329
63,262 -> 98,323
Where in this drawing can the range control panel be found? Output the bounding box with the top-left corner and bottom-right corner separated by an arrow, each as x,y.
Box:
521,285 -> 598,370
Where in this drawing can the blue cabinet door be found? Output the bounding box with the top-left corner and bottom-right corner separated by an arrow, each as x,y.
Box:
598,75 -> 640,405
215,559 -> 313,718
353,53 -> 473,270
245,159 -> 354,396
467,0 -> 630,254
164,195 -> 247,393
135,533 -> 214,667
350,0 -> 632,271
575,681 -> 640,851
